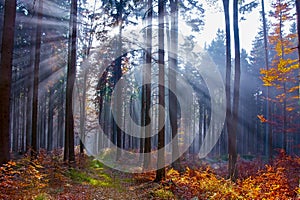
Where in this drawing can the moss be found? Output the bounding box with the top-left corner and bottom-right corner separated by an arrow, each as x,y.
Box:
90,159 -> 104,169
122,178 -> 133,183
66,157 -> 132,192
151,188 -> 175,199
34,193 -> 51,200
67,168 -> 122,189
67,168 -> 89,183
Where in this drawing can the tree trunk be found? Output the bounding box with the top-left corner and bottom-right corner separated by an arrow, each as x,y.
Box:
261,0 -> 272,160
222,0 -> 235,180
47,87 -> 53,151
296,0 -> 300,110
64,0 -> 77,163
278,6 -> 287,153
13,94 -> 18,152
0,0 -> 16,164
228,0 -> 240,181
115,0 -> 123,161
143,0 -> 152,170
169,0 -> 180,171
26,34 -> 35,152
31,0 -> 43,158
79,68 -> 87,154
58,79 -> 65,148
155,0 -> 166,182
296,0 -> 300,49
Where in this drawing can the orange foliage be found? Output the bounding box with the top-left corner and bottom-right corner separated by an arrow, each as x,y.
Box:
257,114 -> 267,123
0,150 -> 88,199
259,0 -> 300,135
161,153 -> 300,199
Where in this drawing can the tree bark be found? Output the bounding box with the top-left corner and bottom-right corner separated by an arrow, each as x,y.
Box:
58,79 -> 65,148
47,87 -> 53,151
228,0 -> 240,181
64,0 -> 77,163
296,0 -> 300,115
0,0 -> 16,164
296,0 -> 300,55
222,0 -> 236,181
169,0 -> 180,172
261,0 -> 272,160
143,0 -> 153,170
31,0 -> 43,158
155,0 -> 166,182
26,30 -> 35,152
113,0 -> 123,161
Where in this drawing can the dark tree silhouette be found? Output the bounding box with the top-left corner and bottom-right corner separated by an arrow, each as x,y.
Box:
228,0 -> 241,181
143,0 -> 153,169
0,0 -> 17,164
31,0 -> 43,158
64,0 -> 77,163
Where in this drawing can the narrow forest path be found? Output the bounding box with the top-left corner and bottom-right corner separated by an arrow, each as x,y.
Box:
82,164 -> 160,200
0,153 -> 165,200
88,177 -> 160,200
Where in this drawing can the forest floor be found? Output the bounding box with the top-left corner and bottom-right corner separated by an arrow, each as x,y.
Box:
0,150 -> 162,200
1,150 -> 300,199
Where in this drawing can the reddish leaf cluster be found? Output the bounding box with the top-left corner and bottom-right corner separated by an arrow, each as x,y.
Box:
162,153 -> 300,199
0,150 -> 89,199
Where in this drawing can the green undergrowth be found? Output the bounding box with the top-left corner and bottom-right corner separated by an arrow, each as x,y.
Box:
34,193 -> 51,200
67,157 -> 123,190
150,188 -> 175,199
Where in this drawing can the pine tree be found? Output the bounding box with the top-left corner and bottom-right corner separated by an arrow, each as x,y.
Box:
259,0 -> 299,153
207,29 -> 226,80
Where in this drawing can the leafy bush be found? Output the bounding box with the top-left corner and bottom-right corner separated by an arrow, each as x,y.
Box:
163,153 -> 300,199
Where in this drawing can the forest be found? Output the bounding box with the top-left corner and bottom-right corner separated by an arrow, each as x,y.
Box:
0,0 -> 300,199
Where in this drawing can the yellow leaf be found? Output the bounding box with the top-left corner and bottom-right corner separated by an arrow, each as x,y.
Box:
257,115 -> 267,123
286,107 -> 294,112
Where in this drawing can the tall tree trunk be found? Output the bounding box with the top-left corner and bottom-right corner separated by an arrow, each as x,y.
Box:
0,0 -> 16,164
47,87 -> 53,151
58,79 -> 65,148
296,0 -> 300,108
64,0 -> 77,163
139,113 -> 144,161
12,94 -> 18,152
31,0 -> 43,158
278,5 -> 287,152
41,94 -> 47,148
228,0 -> 240,181
80,0 -> 96,154
21,94 -> 26,153
143,0 -> 152,170
79,69 -> 87,154
38,102 -> 44,148
112,0 -> 123,161
155,0 -> 166,182
296,1 -> 300,155
198,100 -> 204,153
222,0 -> 234,180
169,0 -> 180,171
26,33 -> 35,152
261,0 -> 272,160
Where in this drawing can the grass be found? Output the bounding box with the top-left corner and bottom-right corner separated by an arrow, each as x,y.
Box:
67,168 -> 115,187
67,158 -> 126,190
